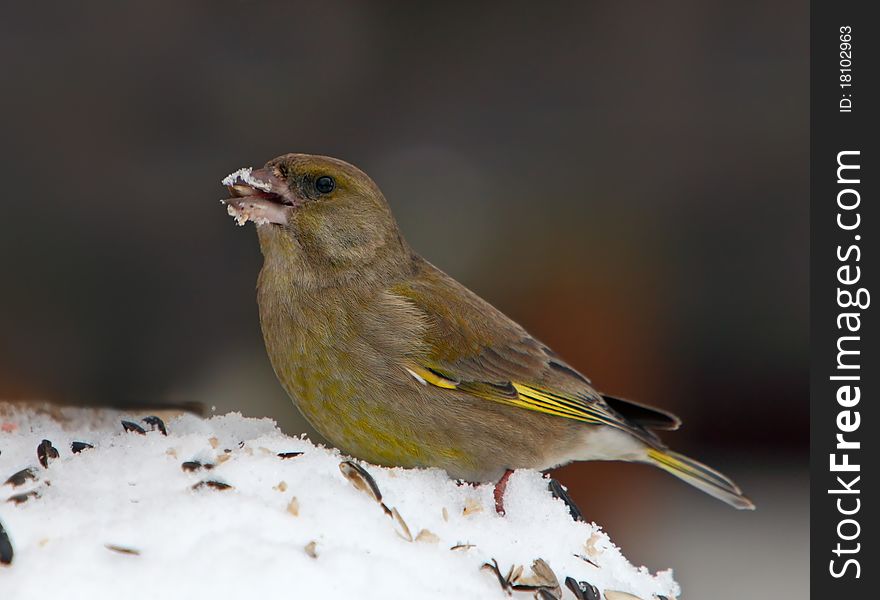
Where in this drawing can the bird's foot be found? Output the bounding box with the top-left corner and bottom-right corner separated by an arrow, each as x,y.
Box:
493,469 -> 515,515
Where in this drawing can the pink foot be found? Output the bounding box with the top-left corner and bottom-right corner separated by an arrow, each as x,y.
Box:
494,469 -> 515,515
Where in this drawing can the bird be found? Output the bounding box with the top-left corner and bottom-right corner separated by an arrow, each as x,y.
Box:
221,153 -> 754,511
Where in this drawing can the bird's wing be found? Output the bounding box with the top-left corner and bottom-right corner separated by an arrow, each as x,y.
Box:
386,261 -> 678,444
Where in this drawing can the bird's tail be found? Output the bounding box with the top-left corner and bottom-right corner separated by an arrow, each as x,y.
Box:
646,448 -> 754,510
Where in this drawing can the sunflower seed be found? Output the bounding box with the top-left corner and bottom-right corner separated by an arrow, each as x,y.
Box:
37,440 -> 59,468
121,421 -> 146,435
71,441 -> 94,453
4,468 -> 36,487
565,577 -> 600,600
547,478 -> 583,522
7,490 -> 39,505
142,416 -> 167,435
0,519 -> 13,565
339,461 -> 383,504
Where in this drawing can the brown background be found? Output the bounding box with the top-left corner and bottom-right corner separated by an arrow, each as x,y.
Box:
0,2 -> 807,597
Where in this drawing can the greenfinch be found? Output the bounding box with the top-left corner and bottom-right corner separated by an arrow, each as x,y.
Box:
221,153 -> 753,511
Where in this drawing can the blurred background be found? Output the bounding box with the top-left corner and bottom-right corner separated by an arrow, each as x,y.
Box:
0,1 -> 807,597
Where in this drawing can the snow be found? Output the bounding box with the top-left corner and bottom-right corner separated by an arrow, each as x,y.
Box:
0,404 -> 679,600
221,167 -> 273,192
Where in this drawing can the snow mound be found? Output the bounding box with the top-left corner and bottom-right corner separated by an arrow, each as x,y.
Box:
0,404 -> 679,600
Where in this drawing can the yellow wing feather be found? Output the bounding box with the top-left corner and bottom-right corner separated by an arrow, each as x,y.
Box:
404,363 -> 625,429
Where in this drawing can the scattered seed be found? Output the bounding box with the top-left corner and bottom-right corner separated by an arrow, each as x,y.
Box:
304,540 -> 317,558
121,421 -> 146,435
4,468 -> 36,487
583,531 -> 604,559
442,506 -> 449,521
414,529 -> 439,544
0,519 -> 12,565
604,592 -> 643,600
7,490 -> 39,505
165,448 -> 178,458
208,437 -> 219,449
512,559 -> 561,596
191,480 -> 232,491
450,543 -> 475,551
36,439 -> 59,468
142,416 -> 167,435
391,507 -> 413,542
287,497 -> 299,516
274,481 -> 288,492
533,559 -> 558,584
71,441 -> 94,453
509,564 -> 525,584
215,453 -> 232,465
463,497 -> 483,516
547,478 -> 583,522
481,559 -> 512,593
181,461 -> 212,472
339,461 -> 384,504
574,553 -> 600,568
277,451 -> 303,459
105,544 -> 141,556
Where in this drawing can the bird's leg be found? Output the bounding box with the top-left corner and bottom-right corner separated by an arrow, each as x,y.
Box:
493,469 -> 515,515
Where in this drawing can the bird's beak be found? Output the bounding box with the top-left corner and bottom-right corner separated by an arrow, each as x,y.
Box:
221,167 -> 297,226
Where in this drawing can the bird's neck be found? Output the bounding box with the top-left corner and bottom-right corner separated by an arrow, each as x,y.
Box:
256,224 -> 413,290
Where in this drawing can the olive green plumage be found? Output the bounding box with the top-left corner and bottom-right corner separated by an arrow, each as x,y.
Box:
222,153 -> 753,510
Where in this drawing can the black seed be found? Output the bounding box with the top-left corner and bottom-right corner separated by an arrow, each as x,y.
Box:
192,480 -> 231,491
71,441 -> 94,453
121,421 -> 146,435
105,544 -> 141,556
277,452 -> 303,459
564,577 -> 600,600
0,518 -> 12,565
7,490 -> 39,505
4,468 -> 37,487
548,478 -> 583,522
142,416 -> 167,435
37,440 -> 59,469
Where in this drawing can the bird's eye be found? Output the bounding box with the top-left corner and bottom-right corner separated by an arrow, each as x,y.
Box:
315,175 -> 335,194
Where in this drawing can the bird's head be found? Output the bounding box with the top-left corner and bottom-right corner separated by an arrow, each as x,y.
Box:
223,153 -> 409,282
